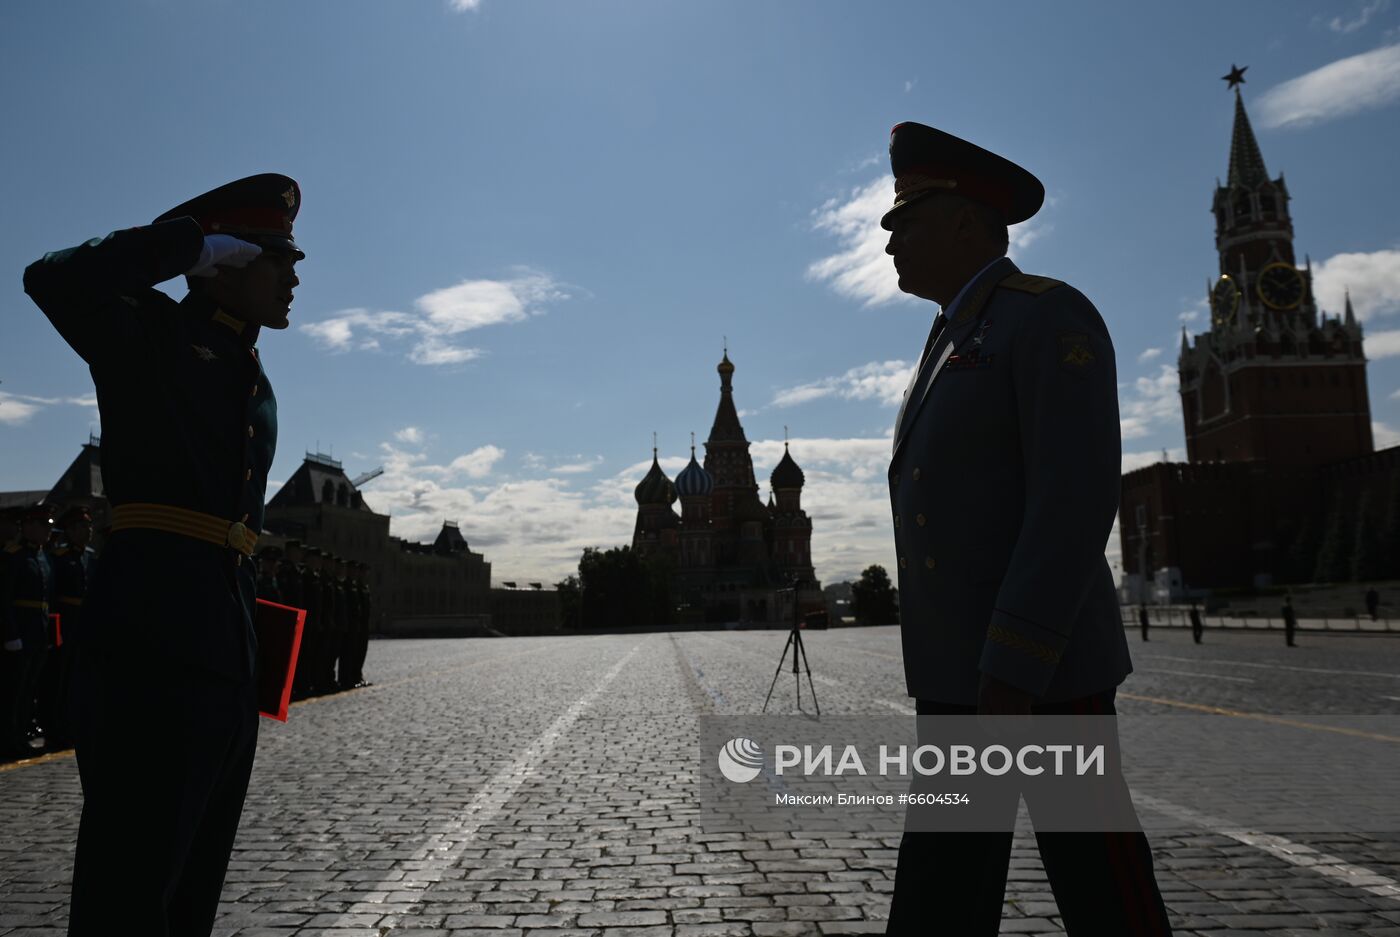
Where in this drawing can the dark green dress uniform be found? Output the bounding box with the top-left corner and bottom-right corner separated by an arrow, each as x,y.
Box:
42,519 -> 96,749
879,123 -> 1171,936
2,528 -> 54,754
23,173 -> 301,937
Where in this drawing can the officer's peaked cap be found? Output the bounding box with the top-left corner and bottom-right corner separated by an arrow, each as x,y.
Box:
154,173 -> 304,259
881,122 -> 1044,230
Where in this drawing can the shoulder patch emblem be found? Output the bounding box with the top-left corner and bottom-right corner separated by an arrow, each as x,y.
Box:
191,344 -> 218,362
1058,332 -> 1095,370
120,295 -> 140,307
999,272 -> 1064,295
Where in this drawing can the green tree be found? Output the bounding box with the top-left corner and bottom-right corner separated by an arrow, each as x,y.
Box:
555,574 -> 582,629
576,545 -> 673,628
851,564 -> 899,626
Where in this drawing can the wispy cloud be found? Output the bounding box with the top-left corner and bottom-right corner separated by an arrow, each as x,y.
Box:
1119,364 -> 1180,441
1257,43 -> 1400,128
394,426 -> 425,445
1311,247 -> 1400,320
807,173 -> 1050,307
301,269 -> 568,366
448,0 -> 483,11
771,359 -> 914,409
1137,347 -> 1163,364
1374,420 -> 1400,449
1364,329 -> 1400,359
0,390 -> 98,427
1325,0 -> 1390,33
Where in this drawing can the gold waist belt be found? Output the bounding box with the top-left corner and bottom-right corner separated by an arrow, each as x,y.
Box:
12,599 -> 47,610
58,596 -> 84,606
110,503 -> 257,557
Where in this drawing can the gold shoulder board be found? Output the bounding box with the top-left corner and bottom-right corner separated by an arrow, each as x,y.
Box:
999,272 -> 1064,295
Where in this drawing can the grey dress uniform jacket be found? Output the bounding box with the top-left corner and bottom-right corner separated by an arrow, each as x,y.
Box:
889,256 -> 1131,704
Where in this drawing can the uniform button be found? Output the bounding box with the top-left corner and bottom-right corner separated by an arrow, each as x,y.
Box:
925,556 -> 936,569
245,468 -> 252,481
899,556 -> 907,570
913,467 -> 922,481
894,515 -> 901,528
251,385 -> 258,396
893,473 -> 900,485
916,513 -> 926,526
247,425 -> 254,438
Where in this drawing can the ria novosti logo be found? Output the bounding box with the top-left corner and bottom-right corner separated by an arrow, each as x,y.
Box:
718,737 -> 763,783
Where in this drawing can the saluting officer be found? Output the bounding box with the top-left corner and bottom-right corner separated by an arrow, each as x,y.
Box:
1,504 -> 55,757
24,173 -> 303,937
298,546 -> 324,696
880,123 -> 1171,935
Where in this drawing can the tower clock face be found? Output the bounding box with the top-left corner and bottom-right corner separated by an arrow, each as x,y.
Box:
1211,275 -> 1240,327
1257,262 -> 1305,310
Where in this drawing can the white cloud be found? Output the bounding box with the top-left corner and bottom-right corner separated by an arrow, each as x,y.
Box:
1327,0 -> 1390,33
1257,43 -> 1400,128
395,426 -> 425,444
551,456 -> 605,475
300,271 -> 566,366
904,79 -> 916,93
1137,347 -> 1163,364
1119,364 -> 1180,441
0,395 -> 42,426
1121,447 -> 1186,474
448,0 -> 482,10
447,445 -> 506,478
1390,388 -> 1400,400
807,173 -> 1050,308
772,359 -> 914,409
1365,329 -> 1400,359
1311,248 -> 1400,321
0,390 -> 99,426
1374,420 -> 1400,449
408,336 -> 483,366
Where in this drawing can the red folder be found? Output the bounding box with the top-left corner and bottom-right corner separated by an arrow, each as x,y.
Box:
254,599 -> 306,722
51,613 -> 62,647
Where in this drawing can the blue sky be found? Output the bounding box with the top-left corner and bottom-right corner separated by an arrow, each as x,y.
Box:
3,0 -> 1400,584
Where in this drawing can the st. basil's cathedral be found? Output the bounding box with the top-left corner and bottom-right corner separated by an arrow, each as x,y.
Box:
631,351 -> 824,624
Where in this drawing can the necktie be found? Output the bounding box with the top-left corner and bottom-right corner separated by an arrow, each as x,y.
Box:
893,313 -> 949,448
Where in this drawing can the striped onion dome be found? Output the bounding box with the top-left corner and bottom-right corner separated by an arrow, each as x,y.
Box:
674,447 -> 714,498
634,451 -> 677,506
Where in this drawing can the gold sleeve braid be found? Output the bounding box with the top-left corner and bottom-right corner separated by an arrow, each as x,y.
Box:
986,623 -> 1062,665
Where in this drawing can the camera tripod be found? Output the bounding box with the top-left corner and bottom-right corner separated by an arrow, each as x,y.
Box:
762,616 -> 820,715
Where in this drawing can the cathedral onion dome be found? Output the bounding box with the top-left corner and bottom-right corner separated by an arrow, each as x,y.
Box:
770,443 -> 805,490
733,492 -> 769,524
718,351 -> 735,377
675,448 -> 714,498
634,451 -> 677,506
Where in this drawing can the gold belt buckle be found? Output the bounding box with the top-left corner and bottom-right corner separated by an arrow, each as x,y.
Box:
227,521 -> 249,556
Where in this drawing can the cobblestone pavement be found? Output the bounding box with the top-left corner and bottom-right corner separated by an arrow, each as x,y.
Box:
3,627 -> 1400,935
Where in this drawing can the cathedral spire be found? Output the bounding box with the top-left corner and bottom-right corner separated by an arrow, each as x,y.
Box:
708,347 -> 746,443
1344,288 -> 1357,327
1226,81 -> 1269,190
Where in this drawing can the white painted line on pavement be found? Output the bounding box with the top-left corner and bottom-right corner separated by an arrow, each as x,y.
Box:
407,642 -> 642,865
810,673 -> 916,715
1140,667 -> 1255,684
1132,792 -> 1400,903
1138,653 -> 1400,680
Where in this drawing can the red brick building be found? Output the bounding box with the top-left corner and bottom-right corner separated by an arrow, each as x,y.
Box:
1119,79 -> 1396,601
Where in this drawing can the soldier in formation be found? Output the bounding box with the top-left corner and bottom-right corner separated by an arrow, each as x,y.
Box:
1,504 -> 55,757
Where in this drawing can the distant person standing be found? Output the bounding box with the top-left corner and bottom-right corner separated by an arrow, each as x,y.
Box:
1366,587 -> 1380,622
1188,601 -> 1203,645
1138,603 -> 1150,642
1,504 -> 55,757
1281,594 -> 1298,647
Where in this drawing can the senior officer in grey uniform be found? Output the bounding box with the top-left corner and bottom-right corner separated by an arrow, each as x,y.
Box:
880,122 -> 1172,935
24,173 -> 302,937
